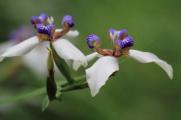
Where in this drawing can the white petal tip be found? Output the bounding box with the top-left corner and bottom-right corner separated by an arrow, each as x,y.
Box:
72,30 -> 79,36
168,65 -> 173,80
0,57 -> 4,62
91,92 -> 97,97
129,49 -> 174,80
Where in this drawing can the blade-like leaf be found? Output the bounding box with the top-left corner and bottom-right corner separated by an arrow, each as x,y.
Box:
46,49 -> 57,101
50,42 -> 74,84
46,76 -> 57,101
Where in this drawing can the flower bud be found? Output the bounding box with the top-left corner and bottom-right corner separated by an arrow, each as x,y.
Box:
36,24 -> 55,36
38,13 -> 48,23
116,36 -> 134,48
30,16 -> 40,25
86,34 -> 100,49
62,15 -> 74,28
118,29 -> 128,40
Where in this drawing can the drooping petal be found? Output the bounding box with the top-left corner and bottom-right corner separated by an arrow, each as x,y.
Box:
55,29 -> 79,38
86,56 -> 119,97
0,36 -> 40,62
52,39 -> 87,70
129,49 -> 173,79
86,52 -> 102,62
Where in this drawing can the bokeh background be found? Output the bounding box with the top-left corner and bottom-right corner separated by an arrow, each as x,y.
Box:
0,0 -> 180,120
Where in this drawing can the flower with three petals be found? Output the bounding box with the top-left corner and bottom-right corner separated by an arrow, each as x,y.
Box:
85,28 -> 173,97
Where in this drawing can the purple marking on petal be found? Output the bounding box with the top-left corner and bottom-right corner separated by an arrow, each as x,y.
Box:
38,13 -> 48,23
118,29 -> 128,39
116,36 -> 134,48
86,34 -> 100,49
37,24 -> 54,36
62,15 -> 74,28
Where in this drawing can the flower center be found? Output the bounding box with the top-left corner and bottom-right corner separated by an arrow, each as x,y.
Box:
31,14 -> 75,41
86,29 -> 134,57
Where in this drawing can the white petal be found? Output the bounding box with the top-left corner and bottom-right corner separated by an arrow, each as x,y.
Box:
0,36 -> 40,62
22,42 -> 60,77
55,29 -> 79,38
52,39 -> 87,70
86,56 -> 119,97
129,49 -> 173,79
47,16 -> 54,24
0,41 -> 16,54
86,52 -> 103,62
22,42 -> 49,76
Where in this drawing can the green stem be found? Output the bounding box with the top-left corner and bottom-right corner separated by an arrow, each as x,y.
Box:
61,82 -> 88,92
0,87 -> 45,105
75,75 -> 86,81
0,81 -> 88,105
0,75 -> 86,105
61,75 -> 86,87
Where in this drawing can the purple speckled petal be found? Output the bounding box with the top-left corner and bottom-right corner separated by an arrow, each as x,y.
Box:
118,29 -> 128,40
36,24 -> 54,36
86,34 -> 100,49
116,36 -> 134,48
62,15 -> 74,28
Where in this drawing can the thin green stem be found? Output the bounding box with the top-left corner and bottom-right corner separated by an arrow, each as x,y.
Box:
61,75 -> 86,87
0,76 -> 86,105
75,75 -> 86,81
61,82 -> 88,92
0,87 -> 45,105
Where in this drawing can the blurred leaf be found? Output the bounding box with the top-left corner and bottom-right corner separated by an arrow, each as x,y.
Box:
0,87 -> 45,105
41,96 -> 50,112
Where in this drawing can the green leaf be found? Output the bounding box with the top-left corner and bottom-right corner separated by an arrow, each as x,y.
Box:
47,48 -> 54,71
41,96 -> 50,112
46,76 -> 57,101
50,42 -> 74,84
46,49 -> 57,101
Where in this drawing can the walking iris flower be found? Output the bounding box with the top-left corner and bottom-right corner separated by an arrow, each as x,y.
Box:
0,13 -> 87,72
86,28 -> 173,97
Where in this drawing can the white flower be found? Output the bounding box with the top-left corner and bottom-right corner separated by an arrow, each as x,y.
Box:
0,14 -> 87,77
0,29 -> 86,70
85,30 -> 173,97
53,29 -> 87,70
86,50 -> 173,97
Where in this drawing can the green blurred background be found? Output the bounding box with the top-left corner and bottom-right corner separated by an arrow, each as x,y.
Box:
0,0 -> 180,120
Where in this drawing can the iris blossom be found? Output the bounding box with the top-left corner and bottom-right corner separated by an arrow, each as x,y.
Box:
0,13 -> 87,73
85,28 -> 173,97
